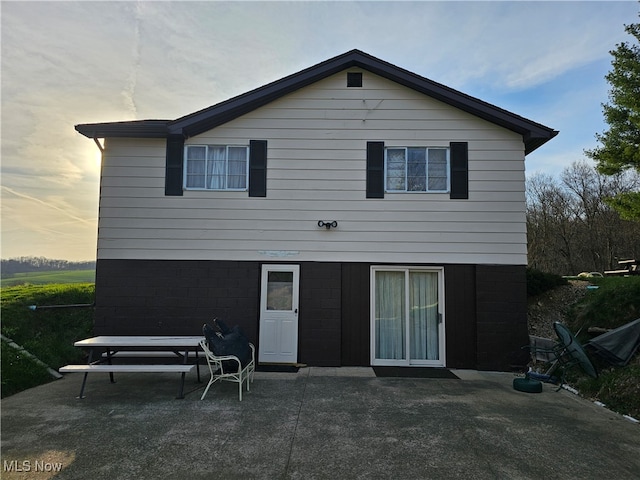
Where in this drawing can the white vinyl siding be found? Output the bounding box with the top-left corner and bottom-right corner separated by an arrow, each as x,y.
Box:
97,71 -> 527,264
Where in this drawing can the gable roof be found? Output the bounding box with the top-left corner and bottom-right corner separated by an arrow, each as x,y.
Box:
76,49 -> 557,154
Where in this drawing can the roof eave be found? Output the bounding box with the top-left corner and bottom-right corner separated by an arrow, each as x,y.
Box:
525,130 -> 559,155
75,120 -> 171,139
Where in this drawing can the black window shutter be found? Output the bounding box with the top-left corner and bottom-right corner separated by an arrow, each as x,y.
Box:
366,141 -> 385,198
165,135 -> 184,196
450,142 -> 468,199
249,140 -> 268,197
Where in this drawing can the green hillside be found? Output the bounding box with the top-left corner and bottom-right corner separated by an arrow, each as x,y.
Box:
1,283 -> 95,397
1,269 -> 95,287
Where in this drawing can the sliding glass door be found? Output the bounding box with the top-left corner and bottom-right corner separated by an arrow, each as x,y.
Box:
371,267 -> 444,366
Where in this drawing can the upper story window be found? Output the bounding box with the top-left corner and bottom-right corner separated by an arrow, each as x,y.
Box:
385,147 -> 449,193
184,145 -> 249,190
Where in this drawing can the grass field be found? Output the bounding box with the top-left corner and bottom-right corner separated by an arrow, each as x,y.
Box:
1,270 -> 95,287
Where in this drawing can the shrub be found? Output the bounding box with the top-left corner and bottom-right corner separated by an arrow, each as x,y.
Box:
526,268 -> 568,297
569,276 -> 640,330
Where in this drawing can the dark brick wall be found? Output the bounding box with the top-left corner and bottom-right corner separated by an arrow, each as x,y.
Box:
340,263 -> 371,366
94,259 -> 528,370
444,264 -> 477,369
298,263 -> 342,366
94,259 -> 260,341
475,265 -> 529,371
95,259 -> 343,366
338,263 -> 527,370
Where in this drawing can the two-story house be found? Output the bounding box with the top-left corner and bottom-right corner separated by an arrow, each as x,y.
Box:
76,50 -> 557,371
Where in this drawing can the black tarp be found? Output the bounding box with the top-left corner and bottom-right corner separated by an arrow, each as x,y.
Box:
586,318 -> 640,366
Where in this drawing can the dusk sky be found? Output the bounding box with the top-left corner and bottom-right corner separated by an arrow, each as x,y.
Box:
1,1 -> 638,261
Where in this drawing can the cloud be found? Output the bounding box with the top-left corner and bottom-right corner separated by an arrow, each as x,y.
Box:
1,186 -> 94,226
121,1 -> 145,118
1,185 -> 98,260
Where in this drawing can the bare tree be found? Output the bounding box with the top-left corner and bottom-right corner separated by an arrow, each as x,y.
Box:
527,161 -> 640,275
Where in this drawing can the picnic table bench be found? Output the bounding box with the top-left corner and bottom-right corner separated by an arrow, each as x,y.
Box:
59,336 -> 204,399
604,259 -> 639,276
60,364 -> 196,374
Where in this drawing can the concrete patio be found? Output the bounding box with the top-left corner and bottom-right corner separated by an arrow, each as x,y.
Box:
1,367 -> 639,479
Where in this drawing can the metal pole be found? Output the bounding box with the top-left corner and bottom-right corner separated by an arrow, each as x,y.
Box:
28,303 -> 94,310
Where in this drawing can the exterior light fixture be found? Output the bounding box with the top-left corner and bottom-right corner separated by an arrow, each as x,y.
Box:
318,220 -> 338,230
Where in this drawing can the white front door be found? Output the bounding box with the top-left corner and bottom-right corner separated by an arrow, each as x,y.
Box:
258,265 -> 300,364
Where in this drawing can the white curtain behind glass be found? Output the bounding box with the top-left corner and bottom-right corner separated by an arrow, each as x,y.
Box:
375,271 -> 405,360
409,272 -> 439,360
186,146 -> 206,188
227,147 -> 247,189
207,146 -> 226,189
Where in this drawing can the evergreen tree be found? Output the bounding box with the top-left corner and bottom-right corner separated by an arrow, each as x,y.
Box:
586,19 -> 640,220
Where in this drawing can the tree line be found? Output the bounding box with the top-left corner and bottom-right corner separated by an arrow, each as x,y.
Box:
527,161 -> 640,276
1,257 -> 96,276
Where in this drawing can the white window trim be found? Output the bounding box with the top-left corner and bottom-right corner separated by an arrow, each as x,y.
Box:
370,265 -> 446,367
384,147 -> 450,193
183,144 -> 249,191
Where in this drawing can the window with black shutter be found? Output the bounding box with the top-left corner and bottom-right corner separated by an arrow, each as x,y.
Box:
165,135 -> 184,196
366,141 -> 385,198
249,140 -> 268,197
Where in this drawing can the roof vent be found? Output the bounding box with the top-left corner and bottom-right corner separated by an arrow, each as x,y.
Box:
347,72 -> 362,87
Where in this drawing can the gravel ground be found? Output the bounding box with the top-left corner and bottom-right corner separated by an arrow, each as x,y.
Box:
527,280 -> 591,339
